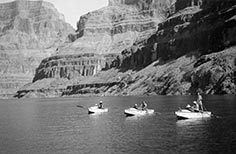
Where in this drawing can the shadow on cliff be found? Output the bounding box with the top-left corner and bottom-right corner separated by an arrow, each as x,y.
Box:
116,46 -> 154,73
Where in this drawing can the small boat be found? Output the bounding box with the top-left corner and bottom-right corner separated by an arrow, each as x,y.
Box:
175,109 -> 211,119
124,108 -> 154,116
88,106 -> 108,114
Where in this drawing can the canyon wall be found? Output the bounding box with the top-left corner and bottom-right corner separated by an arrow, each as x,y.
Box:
118,0 -> 236,69
32,53 -> 106,82
64,0 -> 174,55
0,0 -> 74,97
64,0 -> 236,96
32,0 -> 174,82
111,0 -> 236,94
17,0 -> 236,98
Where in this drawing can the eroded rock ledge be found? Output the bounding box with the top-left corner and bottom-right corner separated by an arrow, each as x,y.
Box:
33,53 -> 106,82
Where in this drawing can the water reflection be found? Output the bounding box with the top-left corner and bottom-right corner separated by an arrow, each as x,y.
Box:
88,112 -> 107,120
125,114 -> 155,121
176,118 -> 211,127
125,115 -> 145,121
175,118 -> 211,154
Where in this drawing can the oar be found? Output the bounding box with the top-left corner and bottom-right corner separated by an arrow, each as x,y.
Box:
211,113 -> 221,119
155,111 -> 162,115
76,105 -> 86,108
202,105 -> 221,118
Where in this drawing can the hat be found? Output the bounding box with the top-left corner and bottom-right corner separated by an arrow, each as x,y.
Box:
193,101 -> 197,104
186,104 -> 191,108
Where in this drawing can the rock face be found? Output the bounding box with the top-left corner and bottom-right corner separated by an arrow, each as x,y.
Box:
117,0 -> 236,69
0,0 -> 74,97
33,53 -> 106,82
17,0 -> 236,98
112,0 -> 236,94
63,0 -> 174,55
32,0 -> 174,82
15,46 -> 236,98
67,0 -> 236,96
112,47 -> 236,96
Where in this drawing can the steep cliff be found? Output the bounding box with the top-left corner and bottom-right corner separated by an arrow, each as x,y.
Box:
32,53 -> 106,82
62,0 -> 174,55
16,46 -> 236,98
68,0 -> 236,96
32,0 -> 174,82
117,0 -> 236,69
17,0 -> 236,98
112,0 -> 236,94
106,46 -> 236,96
0,0 -> 74,97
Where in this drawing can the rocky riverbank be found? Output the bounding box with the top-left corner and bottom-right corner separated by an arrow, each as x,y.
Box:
15,46 -> 236,98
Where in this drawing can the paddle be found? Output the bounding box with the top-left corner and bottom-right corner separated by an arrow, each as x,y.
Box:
202,105 -> 221,119
155,111 -> 162,115
211,113 -> 221,119
76,105 -> 86,108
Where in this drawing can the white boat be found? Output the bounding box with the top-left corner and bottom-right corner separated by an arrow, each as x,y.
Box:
88,106 -> 108,114
124,108 -> 154,116
175,109 -> 211,119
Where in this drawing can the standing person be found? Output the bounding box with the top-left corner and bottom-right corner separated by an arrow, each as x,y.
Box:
140,101 -> 147,110
197,92 -> 203,111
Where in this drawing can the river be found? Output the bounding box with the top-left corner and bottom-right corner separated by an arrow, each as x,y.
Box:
0,95 -> 235,154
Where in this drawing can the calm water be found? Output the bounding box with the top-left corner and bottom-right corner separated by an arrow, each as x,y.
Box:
0,95 -> 236,154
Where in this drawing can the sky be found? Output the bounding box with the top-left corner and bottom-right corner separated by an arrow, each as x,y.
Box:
0,0 -> 108,28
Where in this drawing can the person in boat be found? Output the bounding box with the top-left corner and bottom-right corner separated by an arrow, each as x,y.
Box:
140,101 -> 147,110
98,101 -> 103,109
185,100 -> 202,112
185,104 -> 193,111
133,104 -> 138,109
197,92 -> 203,111
192,101 -> 200,111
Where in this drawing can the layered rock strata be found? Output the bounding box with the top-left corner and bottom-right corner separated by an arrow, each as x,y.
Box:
110,0 -> 236,94
117,0 -> 236,69
119,47 -> 236,95
62,0 -> 174,55
33,53 -> 106,82
65,46 -> 236,96
15,47 -> 236,98
0,0 -> 74,97
32,0 -> 175,82
65,0 -> 236,96
17,0 -> 236,98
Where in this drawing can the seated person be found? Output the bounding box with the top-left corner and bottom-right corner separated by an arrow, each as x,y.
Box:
185,101 -> 199,112
185,104 -> 191,110
98,101 -> 103,109
133,104 -> 138,109
192,101 -> 200,112
185,104 -> 194,112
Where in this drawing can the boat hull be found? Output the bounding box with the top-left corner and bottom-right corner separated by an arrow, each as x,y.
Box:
88,106 -> 108,114
124,108 -> 154,116
175,109 -> 211,119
